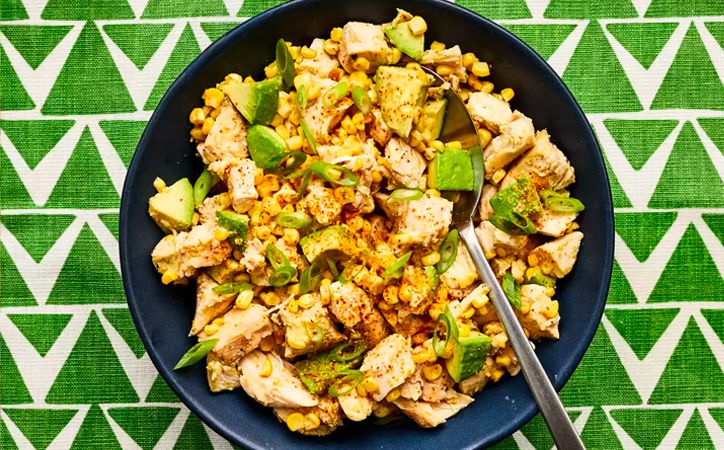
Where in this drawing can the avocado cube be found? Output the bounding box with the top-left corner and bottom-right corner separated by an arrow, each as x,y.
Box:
374,66 -> 432,138
299,225 -> 357,262
220,78 -> 280,125
428,149 -> 475,191
417,99 -> 447,143
216,210 -> 249,246
490,177 -> 542,217
384,22 -> 424,60
246,124 -> 287,170
148,178 -> 194,232
445,331 -> 492,382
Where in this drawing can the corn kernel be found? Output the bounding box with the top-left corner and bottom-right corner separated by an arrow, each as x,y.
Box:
373,404 -> 392,418
492,169 -> 506,184
458,323 -> 471,338
225,72 -> 243,83
385,388 -> 401,403
193,212 -> 201,226
307,83 -> 321,101
430,41 -> 445,51
492,368 -> 505,382
300,46 -> 317,59
286,300 -> 299,314
161,270 -> 178,285
287,335 -> 307,350
472,293 -> 489,308
298,293 -> 316,309
210,107 -> 221,119
492,333 -> 508,348
519,302 -> 531,315
431,140 -> 445,151
399,284 -> 413,303
543,300 -> 559,319
333,186 -> 355,204
153,177 -> 166,192
408,16 -> 427,36
201,117 -> 215,135
428,302 -> 445,321
422,364 -> 443,381
236,290 -> 254,309
190,127 -> 206,141
390,233 -> 412,246
323,39 -> 339,55
262,291 -> 281,306
282,228 -> 300,246
425,189 -> 441,198
435,64 -> 453,77
501,88 -> 515,102
264,62 -> 279,79
286,412 -> 306,431
462,52 -> 477,69
349,71 -> 369,89
302,412 -> 321,430
214,227 -> 230,241
212,317 -> 225,327
189,107 -> 206,125
528,254 -> 539,266
421,251 -> 440,266
485,322 -> 503,335
243,75 -> 255,83
353,56 -> 370,72
390,46 -> 402,64
362,376 -> 379,393
286,135 -> 303,151
412,332 -> 428,345
330,27 -> 344,42
546,287 -> 556,297
412,348 -> 430,364
445,140 -> 462,150
260,335 -> 275,352
496,355 -> 512,367
476,129 -> 492,149
202,88 -> 224,108
204,323 -> 220,335
472,61 -> 490,78
461,307 -> 475,319
480,81 -> 495,94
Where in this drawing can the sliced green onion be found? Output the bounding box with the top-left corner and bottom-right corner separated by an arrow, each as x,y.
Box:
269,264 -> 296,287
193,169 -> 219,206
436,229 -> 459,275
275,39 -> 295,87
266,244 -> 288,270
327,368 -> 363,397
271,151 -> 307,176
322,81 -> 349,108
212,281 -> 252,295
489,211 -> 537,235
502,272 -> 521,309
310,161 -> 360,187
384,251 -> 412,277
389,188 -> 423,201
299,119 -> 317,154
173,339 -> 218,370
299,257 -> 326,294
432,305 -> 459,357
275,211 -> 312,228
297,169 -> 312,199
372,413 -> 407,427
329,340 -> 365,363
540,190 -> 585,213
327,259 -> 340,280
351,85 -> 371,114
296,85 -> 307,110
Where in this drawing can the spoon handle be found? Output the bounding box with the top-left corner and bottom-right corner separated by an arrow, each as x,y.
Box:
458,223 -> 585,450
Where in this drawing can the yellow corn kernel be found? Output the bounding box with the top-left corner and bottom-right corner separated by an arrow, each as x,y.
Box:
471,61 -> 490,78
492,93 -> 503,101
431,139 -> 445,151
333,186 -> 355,204
472,293 -> 489,309
161,270 -> 178,285
274,123 -> 290,140
477,128 -> 492,147
413,348 -> 430,364
243,75 -> 255,83
461,307 -> 475,319
349,70 -> 369,88
421,251 -> 441,266
398,284 -> 413,303
373,403 -> 393,418
214,227 -> 230,241
224,72 -> 243,83
543,300 -> 559,319
254,225 -> 271,240
287,334 -> 307,350
458,323 -> 471,337
319,283 -> 331,303
528,254 -> 539,266
286,412 -> 306,432
235,290 -> 254,309
382,285 -> 399,305
519,301 -> 531,315
212,317 -> 225,327
341,115 -> 357,135
390,233 -> 412,246
303,412 -> 321,430
412,332 -> 428,345
298,293 -> 316,309
300,46 -> 317,59
430,41 -> 446,51
408,16 -> 427,36
190,127 -> 206,141
422,364 -> 443,381
462,52 -> 478,69
264,62 -> 279,79
352,112 -> 366,129
204,323 -> 220,335
286,135 -> 303,151
435,64 -> 453,77
545,287 -> 556,297
307,83 -> 321,101
492,169 -> 506,184
485,322 -> 503,335
428,302 -> 445,321
323,39 -> 339,55
480,81 -> 495,94
445,140 -> 462,150
286,299 -> 299,314
210,107 -> 221,119
330,27 -> 344,42
478,304 -> 489,315
153,177 -> 166,192
353,57 -> 370,72
496,355 -> 512,367
424,189 -> 440,198
389,46 -> 402,64
202,88 -> 224,108
362,376 -> 379,393
372,171 -> 383,183
385,388 -> 401,403
201,117 -> 215,135
189,107 -> 206,125
260,335 -> 275,352
492,368 -> 505,382
262,291 -> 281,307
193,212 -> 201,226
501,88 -> 515,102
282,228 -> 300,246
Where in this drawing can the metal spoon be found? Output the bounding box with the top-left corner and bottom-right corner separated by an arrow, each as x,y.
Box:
424,66 -> 585,450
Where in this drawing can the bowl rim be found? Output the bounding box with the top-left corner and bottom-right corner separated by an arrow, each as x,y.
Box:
119,0 -> 614,448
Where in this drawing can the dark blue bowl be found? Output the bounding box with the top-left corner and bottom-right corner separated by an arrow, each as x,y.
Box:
119,0 -> 614,448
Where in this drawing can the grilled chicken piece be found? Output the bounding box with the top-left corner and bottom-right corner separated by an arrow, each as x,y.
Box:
240,237 -> 265,272
393,390 -> 474,428
338,388 -> 374,421
206,352 -> 241,392
391,193 -> 453,247
197,193 -> 231,226
483,112 -> 535,176
440,241 -> 478,290
528,231 -> 583,278
198,304 -> 272,364
278,300 -> 345,358
478,184 -> 498,221
502,130 -> 575,190
399,364 -> 454,403
516,284 -> 560,339
151,224 -> 232,278
198,98 -> 248,164
360,334 -> 415,401
274,396 -> 344,436
239,350 -> 318,408
329,281 -> 390,349
475,220 -> 529,259
304,97 -> 354,144
534,208 -> 578,238
302,183 -> 343,225
337,22 -> 396,74
190,273 -> 236,336
385,137 -> 426,189
370,108 -> 393,146
227,159 -> 258,213
466,92 -> 513,134
420,45 -> 467,81
298,38 -> 339,77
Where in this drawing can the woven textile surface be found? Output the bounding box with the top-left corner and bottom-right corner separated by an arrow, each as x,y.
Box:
1,0 -> 723,448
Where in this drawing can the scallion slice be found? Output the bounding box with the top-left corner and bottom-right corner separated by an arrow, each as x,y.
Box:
432,305 -> 459,357
266,243 -> 288,270
351,85 -> 371,114
296,84 -> 307,110
173,339 -> 218,370
327,368 -> 363,397
212,281 -> 252,295
540,190 -> 585,213
310,161 -> 360,187
299,257 -> 326,294
275,39 -> 295,87
489,211 -> 537,235
327,259 -> 340,280
502,272 -> 521,309
271,151 -> 307,176
299,119 -> 317,154
389,188 -> 423,201
329,340 -> 365,363
275,211 -> 312,228
436,229 -> 459,275
384,251 -> 413,277
322,81 -> 349,108
193,169 -> 219,206
269,264 -> 297,287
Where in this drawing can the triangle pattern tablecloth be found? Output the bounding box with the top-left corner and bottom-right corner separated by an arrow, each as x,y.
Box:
1,0 -> 723,448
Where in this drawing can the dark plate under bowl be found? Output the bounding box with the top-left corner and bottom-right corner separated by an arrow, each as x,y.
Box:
119,0 -> 614,448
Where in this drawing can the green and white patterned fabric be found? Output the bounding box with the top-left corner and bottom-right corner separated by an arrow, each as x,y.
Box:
0,0 -> 722,448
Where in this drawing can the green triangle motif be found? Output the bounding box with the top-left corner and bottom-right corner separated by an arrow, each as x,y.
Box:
649,123 -> 724,208
108,407 -> 179,450
0,120 -> 75,169
200,22 -> 243,42
649,225 -> 724,303
239,0 -> 292,16
486,437 -> 518,450
0,151 -> 35,209
146,375 -> 179,402
610,408 -> 682,449
174,414 -> 213,450
142,0 -> 227,18
580,408 -> 624,449
614,212 -> 677,261
102,309 -> 145,358
561,326 -> 641,406
608,260 -> 638,304
42,0 -> 134,19
0,25 -> 72,69
0,336 -> 33,404
545,0 -> 637,18
0,415 -> 18,450
651,25 -> 724,110
701,309 -> 724,343
502,24 -> 577,60
44,127 -> 120,208
519,411 -> 581,449
563,22 -> 642,113
4,409 -> 77,450
602,151 -> 633,208
705,22 -> 724,48
0,0 -> 28,20
0,214 -> 75,262
698,118 -> 724,156
103,23 -> 173,70
99,212 -> 120,240
145,25 -> 200,110
710,408 -> 724,428
702,214 -> 724,246
606,309 -> 679,359
0,50 -> 35,111
676,410 -> 716,449
453,0 -> 531,19
646,0 -> 724,18
98,120 -> 147,167
42,23 -> 135,115
47,225 -> 124,305
0,245 -> 36,307
47,311 -> 139,403
70,405 -> 121,449
604,120 -> 678,170
7,313 -> 73,357
650,318 -> 724,404
606,22 -> 678,69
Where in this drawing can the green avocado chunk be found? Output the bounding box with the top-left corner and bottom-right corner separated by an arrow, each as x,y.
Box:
492,177 -> 542,217
299,225 -> 357,262
524,266 -> 556,289
417,98 -> 447,142
428,148 -> 475,191
246,125 -> 287,170
445,331 -> 492,382
384,21 -> 424,60
216,210 -> 249,246
374,66 -> 432,138
148,178 -> 194,232
220,78 -> 280,125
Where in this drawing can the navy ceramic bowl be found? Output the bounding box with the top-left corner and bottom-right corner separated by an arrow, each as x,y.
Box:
119,0 -> 614,448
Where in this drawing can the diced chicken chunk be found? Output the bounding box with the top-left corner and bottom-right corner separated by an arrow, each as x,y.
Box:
420,45 -> 467,81
338,388 -> 374,421
190,273 -> 236,336
197,193 -> 231,226
206,352 -> 241,392
198,304 -> 272,363
400,266 -> 435,311
385,137 -> 426,189
528,231 -> 583,278
329,281 -> 390,349
240,237 -> 265,272
304,97 -> 353,144
298,38 -> 339,77
239,350 -> 317,408
302,183 -> 343,225
360,334 -> 415,401
440,241 -> 478,290
466,92 -> 514,134
227,159 -> 258,213
399,364 -> 454,403
274,396 -> 343,436
370,108 -> 393,146
337,22 -> 395,74
198,98 -> 248,164
517,284 -> 560,339
448,284 -> 488,319
478,184 -> 498,221
151,224 -> 232,278
475,220 -> 529,259
393,391 -> 474,428
534,208 -> 578,238
392,193 -> 453,247
483,112 -> 535,176
278,299 -> 345,358
502,130 -> 575,190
